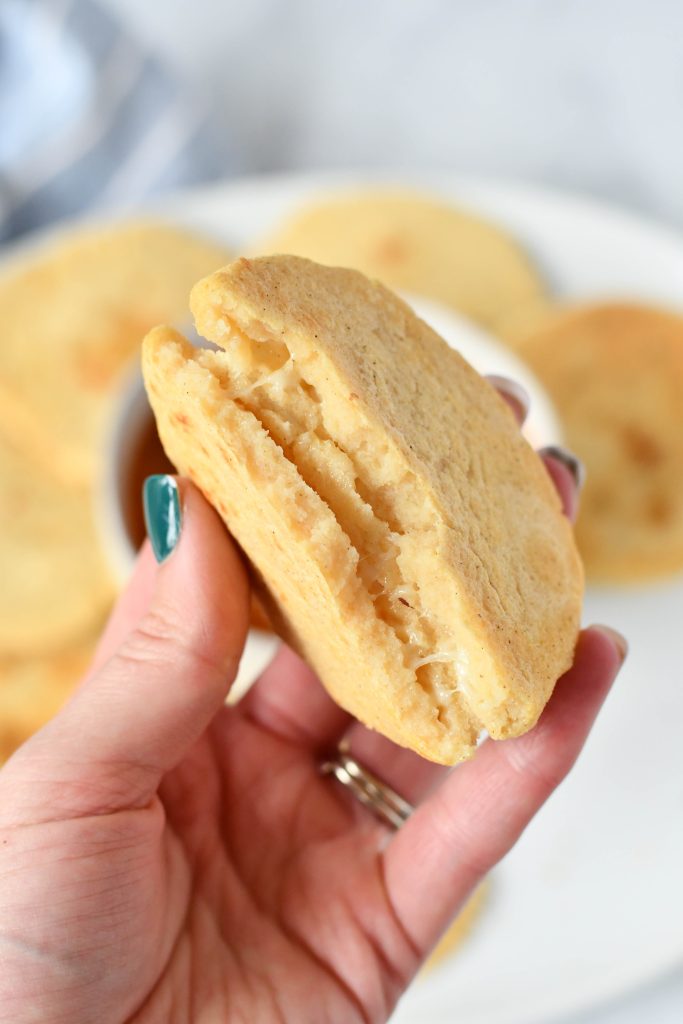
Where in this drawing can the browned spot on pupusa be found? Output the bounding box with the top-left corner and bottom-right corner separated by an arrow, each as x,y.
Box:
374,234 -> 409,265
621,426 -> 663,467
172,412 -> 190,428
647,492 -> 673,525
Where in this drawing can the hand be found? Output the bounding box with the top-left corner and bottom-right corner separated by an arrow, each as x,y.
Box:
0,393 -> 625,1024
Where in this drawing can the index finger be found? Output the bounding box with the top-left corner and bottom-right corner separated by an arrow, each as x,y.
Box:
487,374 -> 583,521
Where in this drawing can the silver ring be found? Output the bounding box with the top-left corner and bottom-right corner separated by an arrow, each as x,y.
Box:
321,743 -> 414,829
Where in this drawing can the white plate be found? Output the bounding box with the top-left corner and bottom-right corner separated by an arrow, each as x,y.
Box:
14,172 -> 683,1024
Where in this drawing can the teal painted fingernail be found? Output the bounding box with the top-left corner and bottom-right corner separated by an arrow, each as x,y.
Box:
143,475 -> 181,563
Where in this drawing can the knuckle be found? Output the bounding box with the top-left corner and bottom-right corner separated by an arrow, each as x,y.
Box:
131,607 -> 185,659
120,605 -> 234,684
501,730 -> 570,797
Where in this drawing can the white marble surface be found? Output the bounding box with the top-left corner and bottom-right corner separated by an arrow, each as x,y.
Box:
100,3 -> 683,1021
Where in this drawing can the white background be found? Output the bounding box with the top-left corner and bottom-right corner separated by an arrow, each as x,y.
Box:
101,3 -> 683,1021
103,0 -> 683,228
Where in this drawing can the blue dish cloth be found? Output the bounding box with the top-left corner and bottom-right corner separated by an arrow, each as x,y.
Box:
0,0 -> 235,242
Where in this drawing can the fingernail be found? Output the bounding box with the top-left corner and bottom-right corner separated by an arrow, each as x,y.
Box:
594,625 -> 629,665
539,445 -> 586,492
143,475 -> 182,563
487,374 -> 530,424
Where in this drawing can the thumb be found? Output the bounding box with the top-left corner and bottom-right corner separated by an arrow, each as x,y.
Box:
2,477 -> 250,822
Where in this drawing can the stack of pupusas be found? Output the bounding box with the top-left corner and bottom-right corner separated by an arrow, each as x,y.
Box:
0,222 -> 231,761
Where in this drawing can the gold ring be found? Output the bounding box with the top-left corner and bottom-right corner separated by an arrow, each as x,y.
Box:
321,743 -> 413,829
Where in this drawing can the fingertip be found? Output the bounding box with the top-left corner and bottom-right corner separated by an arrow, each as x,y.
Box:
156,478 -> 251,671
540,445 -> 586,491
92,477 -> 251,719
522,624 -> 624,755
143,474 -> 182,564
488,374 -> 530,426
544,624 -> 626,728
540,451 -> 580,522
584,624 -> 629,669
